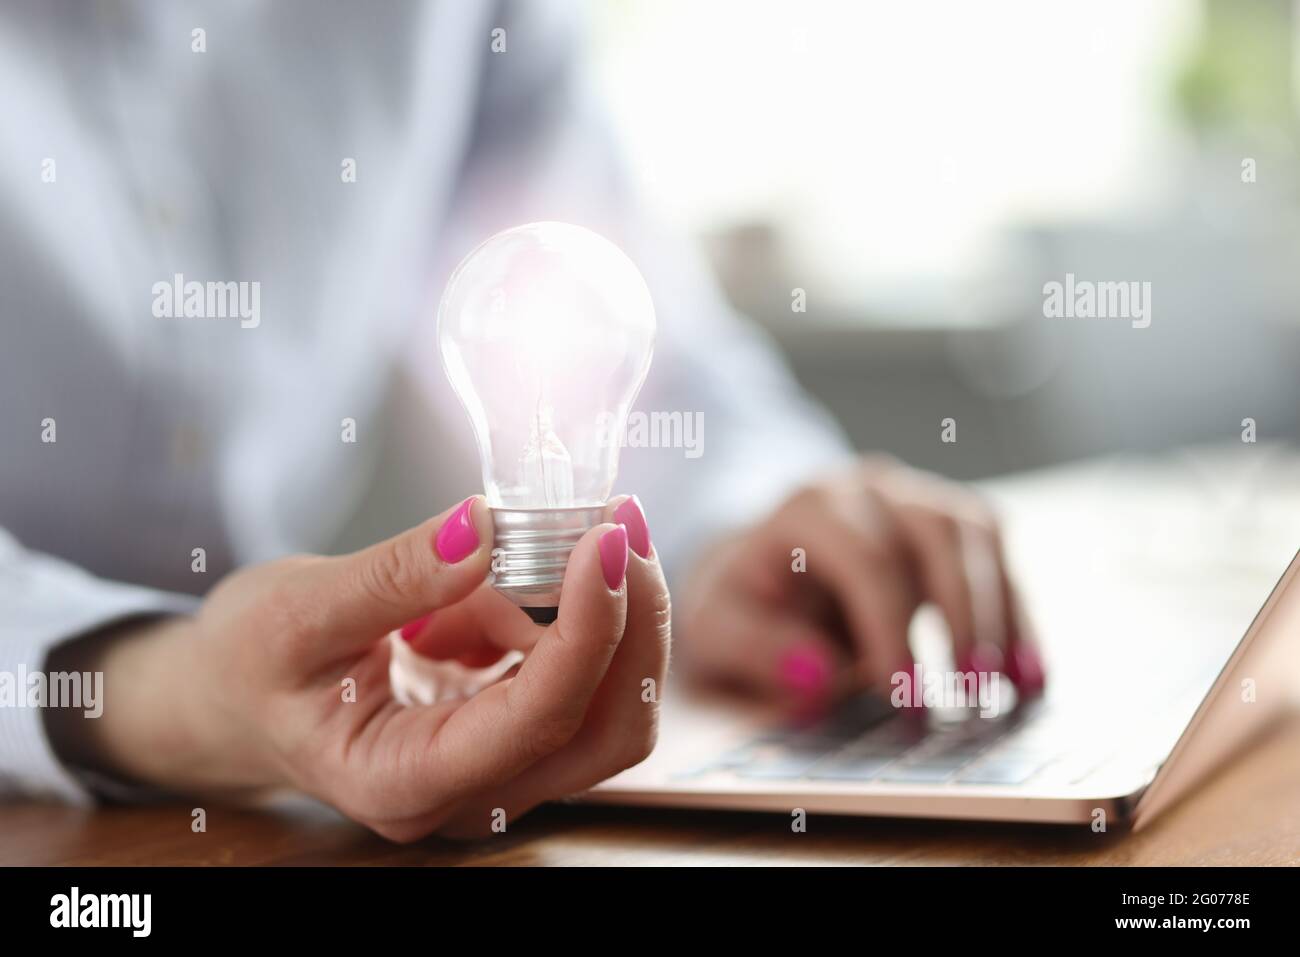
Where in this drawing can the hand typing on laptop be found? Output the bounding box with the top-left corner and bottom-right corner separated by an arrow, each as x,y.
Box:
675,455 -> 1046,707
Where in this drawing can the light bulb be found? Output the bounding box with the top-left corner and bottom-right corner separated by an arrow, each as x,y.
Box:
438,222 -> 656,622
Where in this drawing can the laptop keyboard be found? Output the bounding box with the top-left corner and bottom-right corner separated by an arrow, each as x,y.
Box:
678,693 -> 1102,787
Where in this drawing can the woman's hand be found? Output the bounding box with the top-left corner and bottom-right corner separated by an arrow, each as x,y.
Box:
52,495 -> 670,841
675,457 -> 1044,706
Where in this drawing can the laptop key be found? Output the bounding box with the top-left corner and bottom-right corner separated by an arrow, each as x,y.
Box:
955,758 -> 1049,785
855,720 -> 929,755
876,763 -> 957,784
671,734 -> 809,780
806,753 -> 896,781
924,727 -> 1007,761
811,692 -> 898,740
735,753 -> 834,780
733,737 -> 839,779
899,751 -> 979,773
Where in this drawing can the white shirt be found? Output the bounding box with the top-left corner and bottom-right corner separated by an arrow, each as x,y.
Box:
0,0 -> 848,801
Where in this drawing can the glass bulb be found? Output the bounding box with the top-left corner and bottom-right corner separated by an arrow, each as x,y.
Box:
438,222 -> 656,618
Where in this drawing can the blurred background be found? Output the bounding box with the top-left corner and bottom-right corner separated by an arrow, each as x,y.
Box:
585,0 -> 1300,479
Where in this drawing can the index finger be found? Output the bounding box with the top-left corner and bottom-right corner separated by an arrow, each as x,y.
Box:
774,492 -> 917,688
408,522 -> 630,803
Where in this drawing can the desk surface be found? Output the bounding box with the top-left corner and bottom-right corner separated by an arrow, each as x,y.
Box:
2,714 -> 1297,866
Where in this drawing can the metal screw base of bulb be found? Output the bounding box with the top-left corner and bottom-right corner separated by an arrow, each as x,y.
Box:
490,505 -> 606,614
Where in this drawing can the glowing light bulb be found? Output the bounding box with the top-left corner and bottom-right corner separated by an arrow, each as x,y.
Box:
438,222 -> 656,621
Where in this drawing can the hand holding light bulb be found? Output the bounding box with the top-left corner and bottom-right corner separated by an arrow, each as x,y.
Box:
47,493 -> 671,841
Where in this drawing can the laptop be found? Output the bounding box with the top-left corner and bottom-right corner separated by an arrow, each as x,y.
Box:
584,453 -> 1300,827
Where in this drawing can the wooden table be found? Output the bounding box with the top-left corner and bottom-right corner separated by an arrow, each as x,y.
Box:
2,714 -> 1297,866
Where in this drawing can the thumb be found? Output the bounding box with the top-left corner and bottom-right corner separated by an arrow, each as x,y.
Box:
304,495 -> 495,658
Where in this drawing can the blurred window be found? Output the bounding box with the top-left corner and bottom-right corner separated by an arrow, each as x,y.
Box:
589,0 -> 1207,324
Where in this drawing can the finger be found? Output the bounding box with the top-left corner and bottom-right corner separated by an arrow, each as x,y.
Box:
403,586 -> 541,666
596,499 -> 672,719
875,472 -> 1022,690
402,522 -> 629,805
438,499 -> 671,835
294,496 -> 494,663
891,503 -> 983,669
777,493 -> 916,688
609,494 -> 652,559
403,603 -> 508,669
958,520 -> 1010,673
687,593 -> 852,704
1002,593 -> 1046,696
821,553 -> 915,688
992,531 -> 1047,696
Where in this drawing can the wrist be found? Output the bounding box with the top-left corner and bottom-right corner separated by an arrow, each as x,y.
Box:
47,616 -> 279,798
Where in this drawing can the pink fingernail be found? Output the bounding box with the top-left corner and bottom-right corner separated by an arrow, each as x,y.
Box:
613,496 -> 651,559
434,497 -> 479,564
1006,643 -> 1046,696
958,644 -> 1004,700
599,525 -> 628,590
399,613 -> 433,642
779,641 -> 833,698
